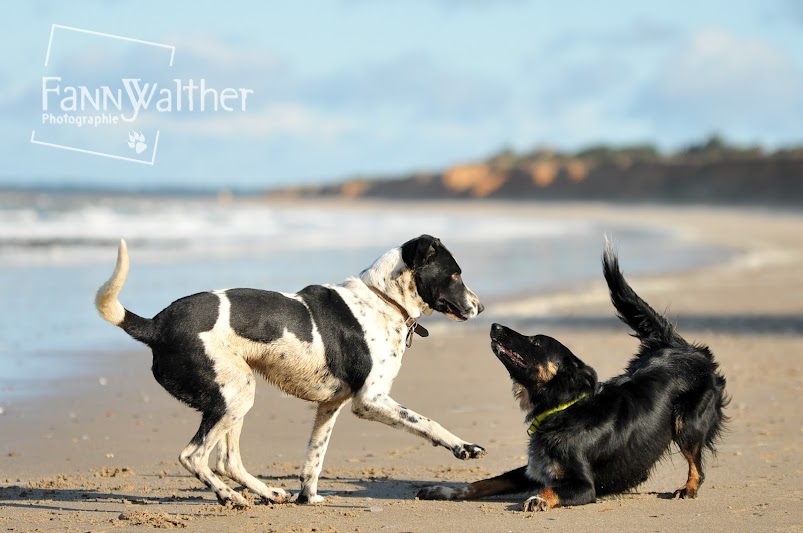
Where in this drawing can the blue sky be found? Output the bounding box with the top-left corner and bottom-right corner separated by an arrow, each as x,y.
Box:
1,0 -> 802,190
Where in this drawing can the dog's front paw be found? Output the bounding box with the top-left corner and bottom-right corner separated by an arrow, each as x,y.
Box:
416,485 -> 458,501
523,495 -> 549,512
452,443 -> 486,460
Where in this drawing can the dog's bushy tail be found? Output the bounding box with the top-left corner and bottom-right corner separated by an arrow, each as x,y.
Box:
602,240 -> 686,349
95,239 -> 157,346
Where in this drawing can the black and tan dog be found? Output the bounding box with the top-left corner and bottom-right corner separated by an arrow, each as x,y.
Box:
96,235 -> 485,507
418,243 -> 727,511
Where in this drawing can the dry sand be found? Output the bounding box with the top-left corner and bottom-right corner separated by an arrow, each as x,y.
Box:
1,202 -> 802,532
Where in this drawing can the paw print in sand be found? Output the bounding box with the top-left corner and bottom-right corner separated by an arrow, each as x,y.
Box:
128,131 -> 147,154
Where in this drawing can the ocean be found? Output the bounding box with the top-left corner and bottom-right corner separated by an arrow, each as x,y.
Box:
0,192 -> 729,392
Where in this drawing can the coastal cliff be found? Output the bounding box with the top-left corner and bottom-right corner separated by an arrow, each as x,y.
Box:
270,138 -> 803,205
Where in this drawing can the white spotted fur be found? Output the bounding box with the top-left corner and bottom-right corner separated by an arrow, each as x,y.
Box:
199,290 -> 342,403
359,248 -> 431,319
96,239 -> 484,507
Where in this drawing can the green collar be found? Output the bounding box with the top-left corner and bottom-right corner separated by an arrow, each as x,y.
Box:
528,393 -> 588,435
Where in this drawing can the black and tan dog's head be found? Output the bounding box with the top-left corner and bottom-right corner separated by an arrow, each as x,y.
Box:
490,323 -> 597,412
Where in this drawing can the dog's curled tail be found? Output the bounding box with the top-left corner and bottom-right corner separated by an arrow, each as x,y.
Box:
95,239 -> 156,346
602,239 -> 685,349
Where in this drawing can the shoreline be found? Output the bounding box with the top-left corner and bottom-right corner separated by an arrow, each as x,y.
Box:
1,198 -> 737,385
2,201 -> 802,532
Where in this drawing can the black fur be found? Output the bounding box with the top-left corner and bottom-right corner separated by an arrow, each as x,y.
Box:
418,245 -> 728,511
228,288 -> 314,344
297,284 -> 373,394
148,292 -> 225,420
402,235 -> 483,320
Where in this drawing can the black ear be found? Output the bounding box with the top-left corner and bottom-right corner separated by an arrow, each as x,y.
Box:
401,235 -> 441,270
582,366 -> 598,390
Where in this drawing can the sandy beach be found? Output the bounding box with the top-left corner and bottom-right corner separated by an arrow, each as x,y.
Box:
1,201 -> 802,532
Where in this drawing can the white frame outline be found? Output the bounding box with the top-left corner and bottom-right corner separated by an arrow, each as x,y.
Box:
32,24 -> 174,165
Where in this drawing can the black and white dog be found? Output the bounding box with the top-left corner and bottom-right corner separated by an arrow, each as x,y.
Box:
96,235 -> 484,507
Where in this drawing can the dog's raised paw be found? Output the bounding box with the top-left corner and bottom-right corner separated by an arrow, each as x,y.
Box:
416,486 -> 456,500
452,443 -> 486,460
523,495 -> 549,512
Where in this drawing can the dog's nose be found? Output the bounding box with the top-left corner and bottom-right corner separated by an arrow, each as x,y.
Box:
477,302 -> 485,314
491,322 -> 503,332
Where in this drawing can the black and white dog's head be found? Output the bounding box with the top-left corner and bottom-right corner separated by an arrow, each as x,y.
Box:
360,234 -> 483,321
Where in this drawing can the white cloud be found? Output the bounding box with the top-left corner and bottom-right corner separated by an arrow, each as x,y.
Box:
300,53 -> 508,120
157,102 -> 357,140
167,33 -> 282,74
637,28 -> 803,136
661,29 -> 792,97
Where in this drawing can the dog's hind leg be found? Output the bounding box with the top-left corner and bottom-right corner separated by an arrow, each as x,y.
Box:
179,411 -> 250,507
177,361 -> 268,507
672,408 -> 707,499
296,399 -> 348,504
213,418 -> 291,503
673,443 -> 704,499
672,385 -> 724,499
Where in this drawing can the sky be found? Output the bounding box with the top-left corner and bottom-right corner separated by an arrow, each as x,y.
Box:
1,0 -> 802,190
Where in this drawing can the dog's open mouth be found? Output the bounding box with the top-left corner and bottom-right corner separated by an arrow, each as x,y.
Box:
492,340 -> 526,368
438,300 -> 468,322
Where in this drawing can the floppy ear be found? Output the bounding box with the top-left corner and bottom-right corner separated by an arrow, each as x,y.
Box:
582,366 -> 598,390
422,237 -> 440,266
401,235 -> 441,270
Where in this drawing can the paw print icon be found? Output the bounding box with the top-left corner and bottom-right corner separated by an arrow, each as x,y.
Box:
128,131 -> 147,154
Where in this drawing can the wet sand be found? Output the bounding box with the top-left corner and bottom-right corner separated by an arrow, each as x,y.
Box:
1,202 -> 802,532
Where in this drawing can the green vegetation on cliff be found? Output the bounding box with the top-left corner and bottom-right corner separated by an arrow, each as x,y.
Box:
270,135 -> 803,205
